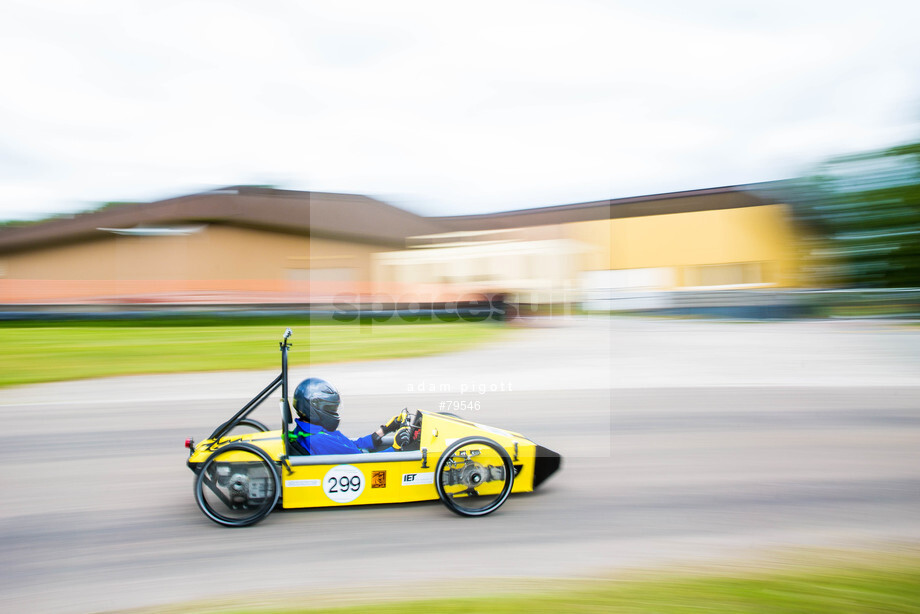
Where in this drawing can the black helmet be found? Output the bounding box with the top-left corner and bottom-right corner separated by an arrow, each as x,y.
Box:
293,378 -> 341,432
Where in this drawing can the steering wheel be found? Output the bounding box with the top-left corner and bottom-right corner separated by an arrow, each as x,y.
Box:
393,410 -> 423,450
375,409 -> 421,451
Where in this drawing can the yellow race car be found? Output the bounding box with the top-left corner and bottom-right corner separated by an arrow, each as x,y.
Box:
185,329 -> 561,527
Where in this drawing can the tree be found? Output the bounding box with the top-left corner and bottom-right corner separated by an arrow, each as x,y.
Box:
792,142 -> 920,287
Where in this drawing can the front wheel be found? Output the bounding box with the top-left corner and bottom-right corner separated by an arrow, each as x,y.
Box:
194,442 -> 280,527
435,436 -> 514,517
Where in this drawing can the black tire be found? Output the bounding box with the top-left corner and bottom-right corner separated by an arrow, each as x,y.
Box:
229,418 -> 270,434
194,442 -> 280,527
435,436 -> 514,517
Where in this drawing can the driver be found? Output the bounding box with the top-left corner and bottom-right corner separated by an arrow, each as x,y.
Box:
288,377 -> 411,455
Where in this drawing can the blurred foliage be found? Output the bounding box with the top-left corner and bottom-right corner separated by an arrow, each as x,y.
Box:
792,141 -> 920,287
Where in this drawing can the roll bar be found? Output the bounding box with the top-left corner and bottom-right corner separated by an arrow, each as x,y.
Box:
280,328 -> 293,457
207,328 -> 294,458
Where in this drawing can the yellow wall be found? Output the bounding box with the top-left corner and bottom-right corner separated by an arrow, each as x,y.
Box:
565,204 -> 803,288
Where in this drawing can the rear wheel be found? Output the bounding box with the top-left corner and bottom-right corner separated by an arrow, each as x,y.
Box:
194,442 -> 280,527
435,436 -> 514,517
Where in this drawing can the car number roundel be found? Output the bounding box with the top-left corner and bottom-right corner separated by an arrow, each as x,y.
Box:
322,465 -> 365,503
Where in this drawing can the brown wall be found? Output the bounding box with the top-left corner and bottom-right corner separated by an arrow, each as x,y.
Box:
0,225 -> 390,281
0,224 -> 394,303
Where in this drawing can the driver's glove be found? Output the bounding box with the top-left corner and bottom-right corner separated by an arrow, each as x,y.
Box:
393,426 -> 412,450
380,410 -> 408,434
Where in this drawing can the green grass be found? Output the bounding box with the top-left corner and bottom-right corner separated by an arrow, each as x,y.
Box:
124,551 -> 920,614
0,321 -> 508,388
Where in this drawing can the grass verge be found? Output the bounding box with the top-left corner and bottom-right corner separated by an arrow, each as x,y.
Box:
134,550 -> 920,614
0,320 -> 508,388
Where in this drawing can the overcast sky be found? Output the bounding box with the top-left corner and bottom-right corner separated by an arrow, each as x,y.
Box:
1,0 -> 919,221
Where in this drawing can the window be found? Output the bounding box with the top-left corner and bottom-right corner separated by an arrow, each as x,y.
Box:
689,262 -> 765,288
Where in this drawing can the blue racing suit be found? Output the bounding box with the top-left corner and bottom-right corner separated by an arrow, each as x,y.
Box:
289,419 -> 380,455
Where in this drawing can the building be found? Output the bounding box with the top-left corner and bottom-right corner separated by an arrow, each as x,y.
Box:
0,187 -> 444,305
0,183 -> 807,311
391,183 -> 806,310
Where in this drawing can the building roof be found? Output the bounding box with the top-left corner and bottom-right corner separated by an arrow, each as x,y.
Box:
0,187 -> 449,254
433,183 -> 783,231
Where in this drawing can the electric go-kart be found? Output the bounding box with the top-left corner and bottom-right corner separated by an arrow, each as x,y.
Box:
185,329 -> 561,527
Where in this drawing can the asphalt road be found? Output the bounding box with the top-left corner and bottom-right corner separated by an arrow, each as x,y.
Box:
1,318 -> 919,613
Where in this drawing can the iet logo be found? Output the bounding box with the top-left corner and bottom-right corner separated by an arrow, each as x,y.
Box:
401,472 -> 434,485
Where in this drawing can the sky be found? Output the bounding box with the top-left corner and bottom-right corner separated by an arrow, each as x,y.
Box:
1,0 -> 919,221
